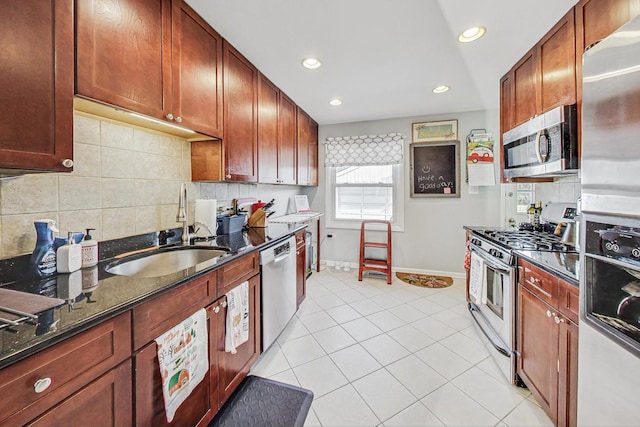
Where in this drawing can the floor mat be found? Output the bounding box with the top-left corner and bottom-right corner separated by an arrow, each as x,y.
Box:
209,375 -> 314,427
396,272 -> 453,288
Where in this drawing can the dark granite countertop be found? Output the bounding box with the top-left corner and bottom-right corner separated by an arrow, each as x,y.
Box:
0,223 -> 305,369
514,249 -> 580,286
463,225 -> 580,286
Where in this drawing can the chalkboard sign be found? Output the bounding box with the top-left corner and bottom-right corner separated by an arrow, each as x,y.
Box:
410,141 -> 460,198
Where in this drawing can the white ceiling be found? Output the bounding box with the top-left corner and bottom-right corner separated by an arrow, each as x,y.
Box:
186,0 -> 577,125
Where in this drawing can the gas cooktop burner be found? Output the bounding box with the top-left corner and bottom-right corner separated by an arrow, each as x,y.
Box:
482,230 -> 576,252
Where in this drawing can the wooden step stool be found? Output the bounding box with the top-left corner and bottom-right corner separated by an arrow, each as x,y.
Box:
358,220 -> 392,284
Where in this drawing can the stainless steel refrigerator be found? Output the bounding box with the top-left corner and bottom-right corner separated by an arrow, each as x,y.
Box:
580,13 -> 640,426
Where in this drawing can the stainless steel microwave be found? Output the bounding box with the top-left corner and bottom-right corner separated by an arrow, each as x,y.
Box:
502,104 -> 578,178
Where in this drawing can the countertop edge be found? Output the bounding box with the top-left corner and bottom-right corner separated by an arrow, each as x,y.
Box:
0,224 -> 306,370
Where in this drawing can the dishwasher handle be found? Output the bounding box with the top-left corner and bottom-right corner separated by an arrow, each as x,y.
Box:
273,252 -> 290,263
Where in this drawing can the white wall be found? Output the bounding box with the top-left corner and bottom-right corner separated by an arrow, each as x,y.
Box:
304,109 -> 503,276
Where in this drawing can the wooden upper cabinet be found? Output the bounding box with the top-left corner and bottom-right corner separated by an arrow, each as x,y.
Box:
0,0 -> 74,173
296,108 -> 318,186
506,8 -> 577,130
258,74 -> 280,184
278,93 -> 298,185
499,73 -> 513,183
512,48 -> 538,127
171,0 -> 223,138
575,0 -> 640,54
76,0 -> 171,119
223,41 -> 258,182
77,0 -> 223,138
538,8 -> 577,113
257,73 -> 298,185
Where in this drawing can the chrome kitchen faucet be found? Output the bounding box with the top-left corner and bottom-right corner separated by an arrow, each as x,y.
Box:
177,183 -> 190,244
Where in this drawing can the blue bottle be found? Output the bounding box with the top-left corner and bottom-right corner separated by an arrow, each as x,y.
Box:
31,219 -> 59,277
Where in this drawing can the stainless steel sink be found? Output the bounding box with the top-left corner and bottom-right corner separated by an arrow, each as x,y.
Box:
105,246 -> 229,278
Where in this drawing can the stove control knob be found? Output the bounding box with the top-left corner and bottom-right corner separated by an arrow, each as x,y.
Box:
632,248 -> 640,258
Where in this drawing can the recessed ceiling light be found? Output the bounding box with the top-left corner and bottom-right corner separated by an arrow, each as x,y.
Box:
329,99 -> 342,106
433,85 -> 450,94
302,58 -> 322,69
458,26 -> 486,43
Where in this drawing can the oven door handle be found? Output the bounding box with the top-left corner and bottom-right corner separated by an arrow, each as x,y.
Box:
468,303 -> 512,358
469,246 -> 512,274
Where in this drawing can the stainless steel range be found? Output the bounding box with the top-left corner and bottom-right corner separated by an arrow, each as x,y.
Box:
466,203 -> 578,384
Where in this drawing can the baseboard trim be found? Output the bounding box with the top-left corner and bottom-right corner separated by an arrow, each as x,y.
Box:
321,259 -> 466,280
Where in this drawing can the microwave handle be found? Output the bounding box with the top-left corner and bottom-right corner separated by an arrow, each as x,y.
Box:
536,129 -> 550,163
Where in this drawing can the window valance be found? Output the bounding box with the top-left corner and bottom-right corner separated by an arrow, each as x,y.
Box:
323,133 -> 404,167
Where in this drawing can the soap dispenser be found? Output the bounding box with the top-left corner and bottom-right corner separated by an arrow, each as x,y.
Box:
57,232 -> 82,273
81,228 -> 98,268
31,219 -> 59,277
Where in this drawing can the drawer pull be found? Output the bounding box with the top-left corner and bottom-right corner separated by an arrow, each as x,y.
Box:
34,377 -> 52,393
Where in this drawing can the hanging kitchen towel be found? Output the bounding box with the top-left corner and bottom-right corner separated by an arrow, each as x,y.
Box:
155,308 -> 208,423
225,281 -> 249,354
469,252 -> 486,305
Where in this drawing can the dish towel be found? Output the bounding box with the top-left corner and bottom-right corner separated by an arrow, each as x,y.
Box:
155,308 -> 208,423
225,281 -> 249,354
469,252 -> 487,305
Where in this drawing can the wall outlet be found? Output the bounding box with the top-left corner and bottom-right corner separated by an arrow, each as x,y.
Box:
327,233 -> 337,238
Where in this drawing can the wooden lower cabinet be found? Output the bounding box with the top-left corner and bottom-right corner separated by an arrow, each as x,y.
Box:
296,230 -> 307,308
518,285 -> 559,420
214,275 -> 261,406
134,342 -> 213,427
28,361 -> 132,427
1,252 -> 264,426
0,312 -> 131,427
517,259 -> 578,427
134,269 -> 261,425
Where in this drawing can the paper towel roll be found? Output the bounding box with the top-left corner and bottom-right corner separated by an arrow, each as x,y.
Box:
195,199 -> 217,237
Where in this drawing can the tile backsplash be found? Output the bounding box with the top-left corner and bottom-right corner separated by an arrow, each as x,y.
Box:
0,112 -> 302,258
535,174 -> 582,207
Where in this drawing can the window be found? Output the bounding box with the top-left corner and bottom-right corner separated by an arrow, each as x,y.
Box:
335,165 -> 393,220
326,163 -> 404,230
324,132 -> 405,231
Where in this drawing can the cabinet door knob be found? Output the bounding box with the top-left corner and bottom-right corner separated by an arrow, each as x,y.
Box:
165,113 -> 174,120
213,305 -> 220,314
221,300 -> 228,308
226,174 -> 231,179
61,159 -> 74,168
546,310 -> 553,318
34,377 -> 52,393
175,116 -> 182,123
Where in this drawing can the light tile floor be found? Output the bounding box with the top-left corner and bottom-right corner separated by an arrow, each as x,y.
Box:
249,268 -> 554,427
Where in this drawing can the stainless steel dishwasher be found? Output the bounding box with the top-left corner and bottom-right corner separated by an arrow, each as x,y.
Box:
260,236 -> 297,350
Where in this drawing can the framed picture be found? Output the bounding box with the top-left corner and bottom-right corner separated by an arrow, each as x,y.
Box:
410,141 -> 460,198
412,119 -> 458,142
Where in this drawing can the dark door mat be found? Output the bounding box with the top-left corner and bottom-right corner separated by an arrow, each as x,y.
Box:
209,375 -> 314,427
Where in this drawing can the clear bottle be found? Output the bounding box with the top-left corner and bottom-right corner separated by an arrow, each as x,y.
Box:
527,204 -> 536,225
533,201 -> 542,229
